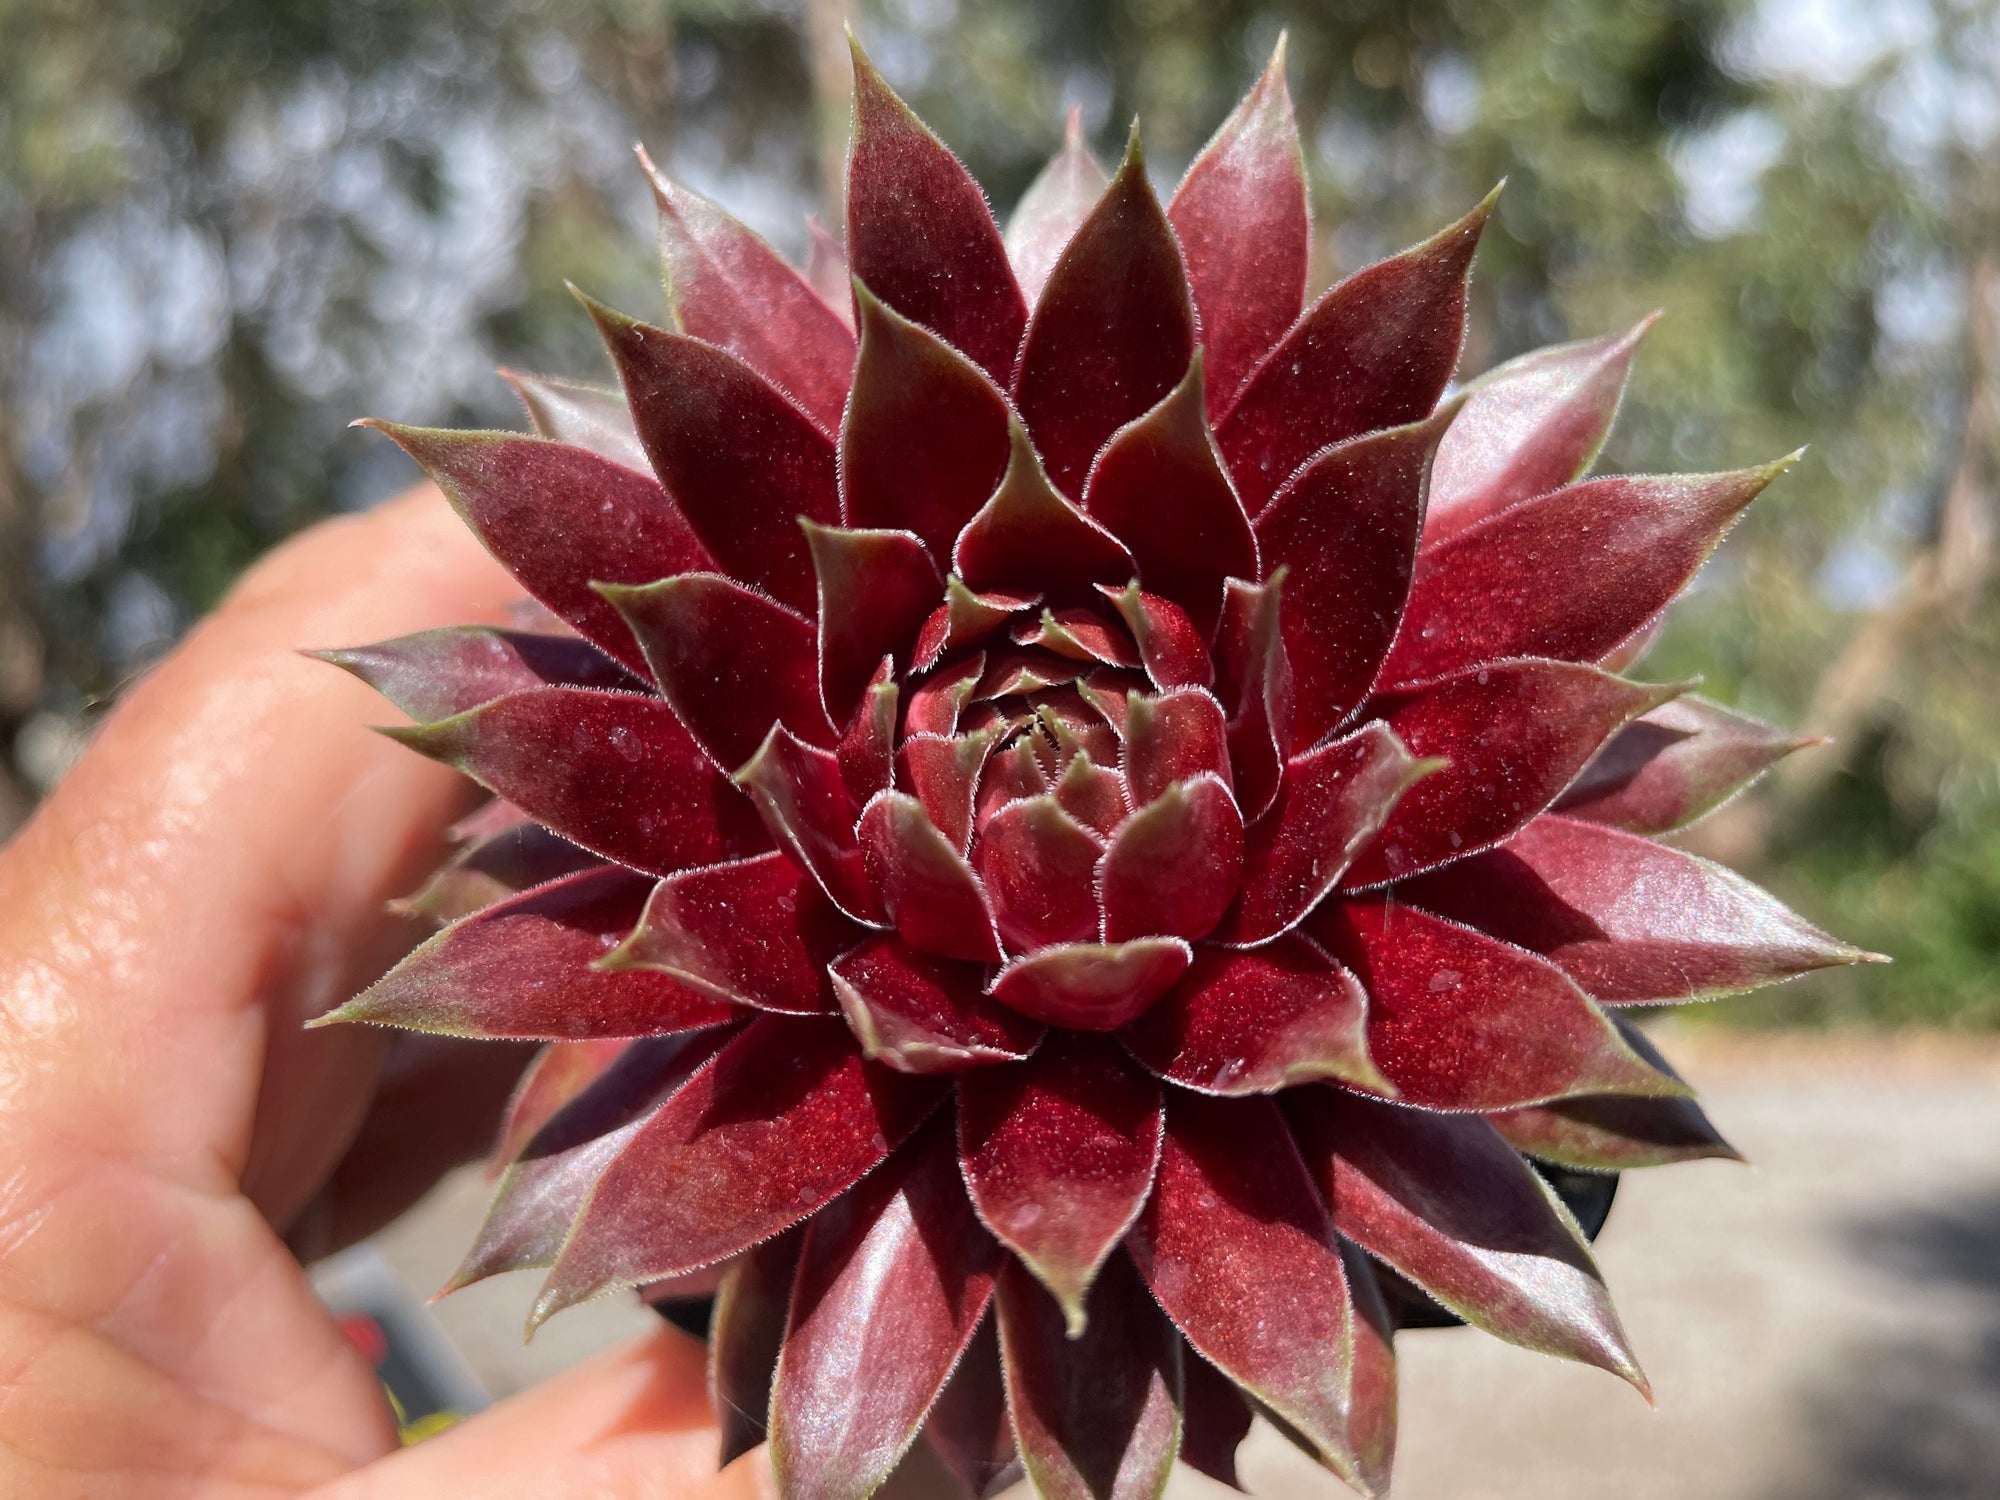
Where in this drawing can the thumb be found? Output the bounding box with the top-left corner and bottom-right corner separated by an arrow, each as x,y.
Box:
306,1321 -> 774,1500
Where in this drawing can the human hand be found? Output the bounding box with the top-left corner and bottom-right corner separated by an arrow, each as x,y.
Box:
0,486 -> 769,1499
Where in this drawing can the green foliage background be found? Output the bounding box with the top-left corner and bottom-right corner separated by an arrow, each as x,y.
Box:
3,0 -> 1996,1025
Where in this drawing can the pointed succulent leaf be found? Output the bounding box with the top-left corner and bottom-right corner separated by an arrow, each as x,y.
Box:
1386,460 -> 1789,686
1180,1350 -> 1256,1492
841,284 -> 1016,563
859,792 -> 1004,962
1555,695 -> 1817,834
1121,688 -> 1231,806
710,1225 -> 805,1465
954,419 -> 1137,598
1256,410 -> 1454,744
314,626 -> 630,725
1083,356 -> 1258,639
600,573 -> 833,773
924,1319 -> 1019,1499
385,687 -> 768,878
1217,722 -> 1432,946
804,521 -> 945,725
734,725 -> 883,925
604,851 -> 861,1015
846,38 -> 1027,383
1399,815 -> 1876,1003
1212,573 -> 1295,820
913,578 -> 1038,672
957,1032 -> 1163,1330
838,663 -> 899,805
537,1017 -> 945,1320
1287,1088 -> 1648,1392
323,866 -> 740,1040
996,1253 -> 1182,1500
978,794 -> 1106,951
400,821 -> 601,924
906,652 -> 987,738
1015,130 -> 1198,498
1098,776 -> 1245,943
1007,107 -> 1110,305
1053,751 -> 1129,837
771,1117 -> 1000,1500
1168,40 -> 1310,415
499,370 -> 651,472
641,151 -> 855,433
1020,606 -> 1141,667
987,938 -> 1191,1031
1424,317 -> 1654,545
1128,1092 -> 1363,1489
1100,584 -> 1215,690
1344,660 -> 1682,888
449,1032 -> 730,1291
1341,1236 -> 1399,1497
584,296 -> 838,614
1310,899 -> 1684,1110
488,1038 -> 633,1176
898,729 -> 1001,852
1120,937 -> 1387,1097
360,425 -> 711,678
1217,192 -> 1493,516
831,936 -> 1044,1074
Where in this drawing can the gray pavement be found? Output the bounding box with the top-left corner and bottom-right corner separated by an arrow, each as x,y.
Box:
361,1027 -> 2000,1498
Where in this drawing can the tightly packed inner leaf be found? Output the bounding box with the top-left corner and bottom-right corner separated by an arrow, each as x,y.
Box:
316,33 -> 1879,1500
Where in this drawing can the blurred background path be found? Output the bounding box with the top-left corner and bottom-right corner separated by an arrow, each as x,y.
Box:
359,1025 -> 2000,1499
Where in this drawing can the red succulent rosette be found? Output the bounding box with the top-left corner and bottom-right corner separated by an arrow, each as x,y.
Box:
318,39 -> 1876,1500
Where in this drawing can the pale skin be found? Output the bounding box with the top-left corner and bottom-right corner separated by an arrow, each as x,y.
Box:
0,486 -> 768,1499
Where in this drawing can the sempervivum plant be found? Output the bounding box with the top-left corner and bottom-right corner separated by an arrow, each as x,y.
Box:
317,37 -> 1876,1500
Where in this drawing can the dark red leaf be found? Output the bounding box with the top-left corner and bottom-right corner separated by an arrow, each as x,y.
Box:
398,821 -> 601,925
1341,1236 -> 1398,1497
913,581 -> 1038,672
846,39 -> 1026,383
977,794 -> 1106,952
987,938 -> 1192,1031
840,284 -> 1015,564
536,1017 -> 945,1321
584,296 -> 838,613
1006,108 -> 1110,305
804,522 -> 945,726
360,424 -> 711,677
1098,776 -> 1245,943
488,1038 -> 633,1176
1015,132 -> 1197,497
1310,898 -> 1683,1109
995,1253 -> 1182,1500
1017,606 -> 1141,668
1180,1350 -> 1255,1492
1053,752 -> 1129,838
1212,574 -> 1295,820
1083,356 -> 1257,640
447,1032 -> 730,1293
386,687 -> 768,878
1386,460 -> 1788,685
1344,661 -> 1679,887
1217,723 -> 1431,945
898,730 -> 1000,852
733,727 -> 883,925
771,1117 -> 1000,1499
954,420 -> 1137,598
323,866 -> 739,1040
839,664 -> 899,805
832,936 -> 1044,1074
1423,317 -> 1654,546
1117,688 -> 1231,808
499,370 -> 650,472
958,1032 -> 1163,1328
1168,40 -> 1310,416
1555,695 -> 1817,834
906,653 -> 987,739
924,1319 -> 1018,1498
1120,937 -> 1388,1096
859,792 -> 1004,962
1127,1093 -> 1362,1488
1288,1088 -> 1647,1391
1100,584 -> 1215,690
1216,191 -> 1493,516
605,851 -> 861,1015
314,626 -> 629,725
601,573 -> 832,773
709,1226 -> 805,1465
1255,411 -> 1454,744
1399,814 -> 1875,1003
